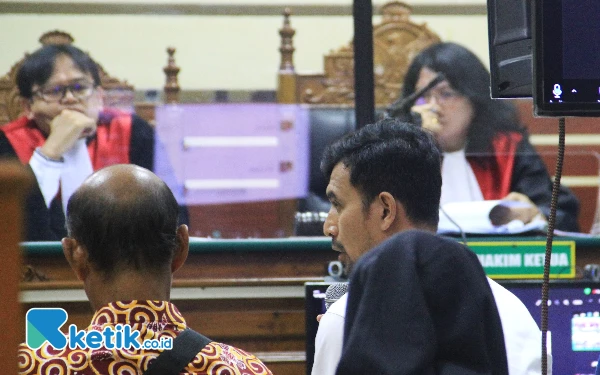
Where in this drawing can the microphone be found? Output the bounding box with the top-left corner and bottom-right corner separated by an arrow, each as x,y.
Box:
386,72 -> 446,119
325,282 -> 348,310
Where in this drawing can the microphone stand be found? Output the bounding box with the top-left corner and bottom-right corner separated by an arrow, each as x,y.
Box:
386,72 -> 446,119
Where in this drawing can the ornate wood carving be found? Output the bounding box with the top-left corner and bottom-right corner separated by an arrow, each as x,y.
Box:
373,2 -> 441,105
279,8 -> 295,73
288,1 -> 440,106
0,61 -> 25,124
163,47 -> 181,104
39,30 -> 74,46
277,8 -> 298,104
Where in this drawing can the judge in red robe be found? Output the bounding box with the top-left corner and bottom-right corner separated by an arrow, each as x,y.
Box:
397,42 -> 579,232
0,44 -> 154,241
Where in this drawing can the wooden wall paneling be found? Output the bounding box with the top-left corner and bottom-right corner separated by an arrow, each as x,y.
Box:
0,161 -> 32,373
187,201 -> 297,239
176,250 -> 334,279
24,248 -> 336,282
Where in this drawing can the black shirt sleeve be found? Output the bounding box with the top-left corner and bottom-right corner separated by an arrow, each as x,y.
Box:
511,137 -> 580,232
0,131 -> 65,241
129,114 -> 155,171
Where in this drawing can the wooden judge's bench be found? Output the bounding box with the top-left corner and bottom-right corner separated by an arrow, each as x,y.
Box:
17,236 -> 600,374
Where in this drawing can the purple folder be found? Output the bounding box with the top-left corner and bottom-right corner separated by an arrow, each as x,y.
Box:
154,103 -> 309,205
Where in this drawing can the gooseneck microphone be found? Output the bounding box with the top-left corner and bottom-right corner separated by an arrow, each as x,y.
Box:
386,72 -> 446,119
325,283 -> 348,310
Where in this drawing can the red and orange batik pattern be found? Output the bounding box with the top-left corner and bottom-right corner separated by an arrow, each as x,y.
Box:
18,300 -> 273,375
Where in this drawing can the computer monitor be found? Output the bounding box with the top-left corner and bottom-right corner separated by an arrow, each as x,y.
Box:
487,0 -> 533,98
305,280 -> 600,375
499,280 -> 600,375
533,0 -> 600,116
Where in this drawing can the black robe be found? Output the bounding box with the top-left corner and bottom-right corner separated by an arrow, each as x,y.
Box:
0,114 -> 155,241
336,230 -> 509,375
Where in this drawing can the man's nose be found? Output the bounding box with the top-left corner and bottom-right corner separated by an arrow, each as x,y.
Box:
61,88 -> 78,102
427,94 -> 439,106
426,96 -> 441,115
323,212 -> 338,237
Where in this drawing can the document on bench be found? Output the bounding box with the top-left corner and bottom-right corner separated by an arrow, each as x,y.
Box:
437,200 -> 547,235
154,103 -> 309,205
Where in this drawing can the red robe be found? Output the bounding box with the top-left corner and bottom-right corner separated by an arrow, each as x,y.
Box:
2,110 -> 132,169
468,132 -> 523,200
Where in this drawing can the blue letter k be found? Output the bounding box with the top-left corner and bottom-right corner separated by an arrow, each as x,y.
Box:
122,326 -> 141,349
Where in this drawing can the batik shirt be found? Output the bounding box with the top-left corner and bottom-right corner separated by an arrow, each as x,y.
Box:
18,300 -> 273,375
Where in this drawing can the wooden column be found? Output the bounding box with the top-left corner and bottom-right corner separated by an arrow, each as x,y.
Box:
276,8 -> 299,236
164,47 -> 181,104
277,8 -> 297,104
0,161 -> 31,373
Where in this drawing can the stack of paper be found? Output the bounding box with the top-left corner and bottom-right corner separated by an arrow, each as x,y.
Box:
437,200 -> 547,235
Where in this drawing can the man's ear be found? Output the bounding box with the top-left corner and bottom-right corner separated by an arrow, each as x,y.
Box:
171,224 -> 189,273
61,237 -> 89,281
377,192 -> 399,231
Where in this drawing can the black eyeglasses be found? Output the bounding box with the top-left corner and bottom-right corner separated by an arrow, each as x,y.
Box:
416,88 -> 462,106
33,82 -> 95,102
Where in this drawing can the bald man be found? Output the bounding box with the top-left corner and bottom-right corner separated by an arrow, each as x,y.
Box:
18,165 -> 273,375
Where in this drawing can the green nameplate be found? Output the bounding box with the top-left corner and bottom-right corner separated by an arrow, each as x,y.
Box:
468,241 -> 576,279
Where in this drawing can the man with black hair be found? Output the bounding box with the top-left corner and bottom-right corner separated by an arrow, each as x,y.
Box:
0,44 -> 155,241
18,164 -> 273,375
312,119 -> 544,375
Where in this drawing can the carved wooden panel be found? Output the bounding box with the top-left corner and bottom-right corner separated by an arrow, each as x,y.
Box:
293,2 -> 440,106
0,61 -> 24,124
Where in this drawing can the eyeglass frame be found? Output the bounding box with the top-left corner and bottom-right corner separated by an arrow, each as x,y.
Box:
415,87 -> 463,106
32,80 -> 97,103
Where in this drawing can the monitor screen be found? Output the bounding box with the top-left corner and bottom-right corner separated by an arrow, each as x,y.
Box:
305,281 -> 600,375
487,0 -> 533,98
534,0 -> 600,116
500,280 -> 600,375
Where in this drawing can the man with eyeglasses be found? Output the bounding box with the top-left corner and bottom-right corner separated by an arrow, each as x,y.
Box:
0,44 -> 156,241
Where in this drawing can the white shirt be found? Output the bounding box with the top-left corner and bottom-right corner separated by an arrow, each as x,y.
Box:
488,278 -> 549,374
311,293 -> 347,375
440,149 -> 484,206
310,280 -> 547,375
29,139 -> 94,213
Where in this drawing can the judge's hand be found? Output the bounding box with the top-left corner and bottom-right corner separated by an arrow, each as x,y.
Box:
39,109 -> 97,160
316,314 -> 323,323
411,102 -> 441,134
492,192 -> 545,225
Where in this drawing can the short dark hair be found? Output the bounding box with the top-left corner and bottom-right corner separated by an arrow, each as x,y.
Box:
65,170 -> 179,278
17,44 -> 101,99
400,42 -> 524,155
321,118 -> 442,227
